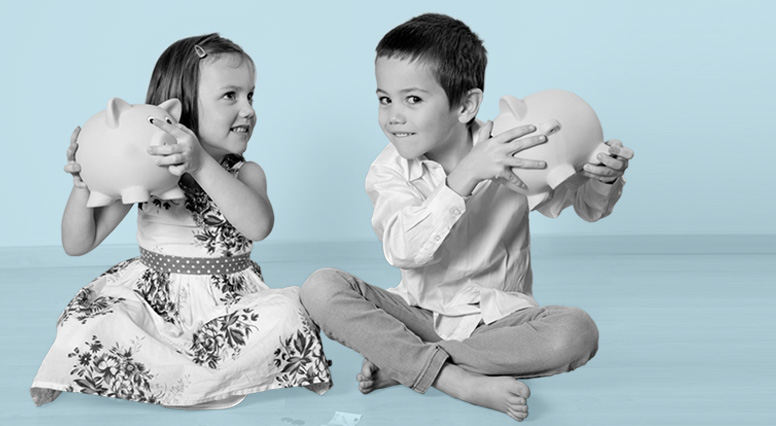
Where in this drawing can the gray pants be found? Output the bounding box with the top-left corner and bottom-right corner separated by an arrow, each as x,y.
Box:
301,268 -> 599,393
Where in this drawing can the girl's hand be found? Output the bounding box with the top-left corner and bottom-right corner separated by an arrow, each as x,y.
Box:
64,126 -> 87,189
146,118 -> 206,176
581,139 -> 634,183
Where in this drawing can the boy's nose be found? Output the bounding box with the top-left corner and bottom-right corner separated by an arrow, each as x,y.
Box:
388,110 -> 406,125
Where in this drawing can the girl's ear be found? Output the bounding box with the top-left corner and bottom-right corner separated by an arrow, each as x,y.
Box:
457,88 -> 483,124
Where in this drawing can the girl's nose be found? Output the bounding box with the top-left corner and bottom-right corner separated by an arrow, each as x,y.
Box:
240,99 -> 255,119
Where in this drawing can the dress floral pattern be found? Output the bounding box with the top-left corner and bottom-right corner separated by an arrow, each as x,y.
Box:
32,155 -> 332,407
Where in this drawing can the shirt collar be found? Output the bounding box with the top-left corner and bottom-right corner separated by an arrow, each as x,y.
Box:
400,154 -> 432,182
397,120 -> 485,182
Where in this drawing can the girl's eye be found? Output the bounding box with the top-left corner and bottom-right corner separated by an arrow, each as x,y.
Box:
406,96 -> 421,105
248,92 -> 254,104
378,96 -> 391,105
147,116 -> 155,124
223,92 -> 236,100
165,117 -> 173,124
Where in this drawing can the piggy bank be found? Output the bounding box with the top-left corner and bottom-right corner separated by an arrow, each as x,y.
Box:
76,97 -> 185,207
491,89 -> 611,210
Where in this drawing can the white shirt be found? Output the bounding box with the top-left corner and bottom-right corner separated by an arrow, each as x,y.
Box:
366,140 -> 624,341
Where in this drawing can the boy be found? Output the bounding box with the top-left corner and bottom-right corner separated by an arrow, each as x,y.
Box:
301,13 -> 633,422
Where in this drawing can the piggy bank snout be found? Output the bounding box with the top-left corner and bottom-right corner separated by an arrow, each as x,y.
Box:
538,119 -> 561,136
151,131 -> 177,147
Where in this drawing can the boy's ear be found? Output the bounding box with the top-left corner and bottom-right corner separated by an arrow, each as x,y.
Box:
457,88 -> 483,124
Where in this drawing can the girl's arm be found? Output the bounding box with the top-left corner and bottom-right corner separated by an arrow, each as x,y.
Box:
62,187 -> 133,255
147,121 -> 273,241
61,127 -> 133,255
191,155 -> 274,241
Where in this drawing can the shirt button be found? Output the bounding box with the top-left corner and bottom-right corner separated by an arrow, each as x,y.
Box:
434,235 -> 441,241
451,208 -> 461,215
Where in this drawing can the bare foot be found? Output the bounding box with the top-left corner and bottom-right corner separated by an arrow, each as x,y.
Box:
30,387 -> 61,406
356,359 -> 399,394
434,364 -> 530,422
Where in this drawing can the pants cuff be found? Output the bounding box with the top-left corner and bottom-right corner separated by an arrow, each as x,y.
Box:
411,345 -> 449,393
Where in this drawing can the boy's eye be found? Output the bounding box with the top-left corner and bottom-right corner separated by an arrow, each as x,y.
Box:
406,96 -> 421,105
223,92 -> 236,100
378,96 -> 391,105
248,92 -> 254,104
165,117 -> 173,124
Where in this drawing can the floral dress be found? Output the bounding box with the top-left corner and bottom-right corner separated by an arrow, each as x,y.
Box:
31,155 -> 332,408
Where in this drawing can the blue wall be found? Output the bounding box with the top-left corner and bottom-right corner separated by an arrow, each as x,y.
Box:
1,0 -> 774,247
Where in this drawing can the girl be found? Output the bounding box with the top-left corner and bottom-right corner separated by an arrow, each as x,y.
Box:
31,33 -> 332,409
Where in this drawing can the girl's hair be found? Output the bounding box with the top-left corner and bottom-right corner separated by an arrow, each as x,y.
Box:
145,33 -> 254,136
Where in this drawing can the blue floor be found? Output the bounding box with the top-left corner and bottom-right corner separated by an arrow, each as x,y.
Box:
2,236 -> 774,425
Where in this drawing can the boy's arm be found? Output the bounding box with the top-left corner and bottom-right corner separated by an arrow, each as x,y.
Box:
536,139 -> 633,221
367,161 -> 466,268
535,174 -> 624,221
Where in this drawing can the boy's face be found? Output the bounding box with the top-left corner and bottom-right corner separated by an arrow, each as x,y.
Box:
375,56 -> 464,160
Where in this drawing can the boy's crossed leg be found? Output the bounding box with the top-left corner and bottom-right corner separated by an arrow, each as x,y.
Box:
301,268 -> 597,422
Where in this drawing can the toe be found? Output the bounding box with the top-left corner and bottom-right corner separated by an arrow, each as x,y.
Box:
516,381 -> 530,398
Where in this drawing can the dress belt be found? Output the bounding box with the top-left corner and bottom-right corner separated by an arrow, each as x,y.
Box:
139,247 -> 252,275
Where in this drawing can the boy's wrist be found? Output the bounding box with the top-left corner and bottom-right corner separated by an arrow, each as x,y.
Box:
446,167 -> 477,197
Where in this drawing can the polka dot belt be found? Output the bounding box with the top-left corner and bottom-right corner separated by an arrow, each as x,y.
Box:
139,247 -> 252,275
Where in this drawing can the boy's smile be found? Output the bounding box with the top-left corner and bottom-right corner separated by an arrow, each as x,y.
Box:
375,56 -> 470,164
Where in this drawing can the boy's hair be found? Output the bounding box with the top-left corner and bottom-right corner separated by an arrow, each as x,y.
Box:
145,33 -> 254,136
376,13 -> 487,108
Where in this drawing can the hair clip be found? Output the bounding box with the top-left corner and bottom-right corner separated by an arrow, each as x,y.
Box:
194,44 -> 207,59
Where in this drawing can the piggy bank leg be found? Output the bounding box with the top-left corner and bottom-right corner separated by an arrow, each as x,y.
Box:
547,164 -> 576,190
86,191 -> 116,208
120,186 -> 151,204
526,192 -> 552,210
156,186 -> 185,201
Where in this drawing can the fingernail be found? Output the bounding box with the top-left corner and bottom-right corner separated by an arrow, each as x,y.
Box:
540,135 -> 547,142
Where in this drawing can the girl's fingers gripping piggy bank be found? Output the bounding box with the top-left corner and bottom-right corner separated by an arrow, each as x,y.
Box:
74,98 -> 186,207
147,118 -> 205,177
64,126 -> 86,189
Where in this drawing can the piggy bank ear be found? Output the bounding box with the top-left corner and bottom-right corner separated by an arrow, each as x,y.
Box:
499,95 -> 527,120
106,98 -> 133,129
158,99 -> 182,122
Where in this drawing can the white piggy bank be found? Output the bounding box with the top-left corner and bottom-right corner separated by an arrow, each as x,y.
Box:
76,98 -> 185,207
491,89 -> 610,210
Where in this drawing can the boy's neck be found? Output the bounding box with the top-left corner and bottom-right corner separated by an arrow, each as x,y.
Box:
424,126 -> 474,175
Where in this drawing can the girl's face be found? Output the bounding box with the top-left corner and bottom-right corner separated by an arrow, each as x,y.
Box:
197,54 -> 256,161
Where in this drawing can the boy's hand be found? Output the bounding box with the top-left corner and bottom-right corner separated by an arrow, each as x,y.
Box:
448,121 -> 547,196
581,139 -> 634,183
64,126 -> 87,189
146,118 -> 206,177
